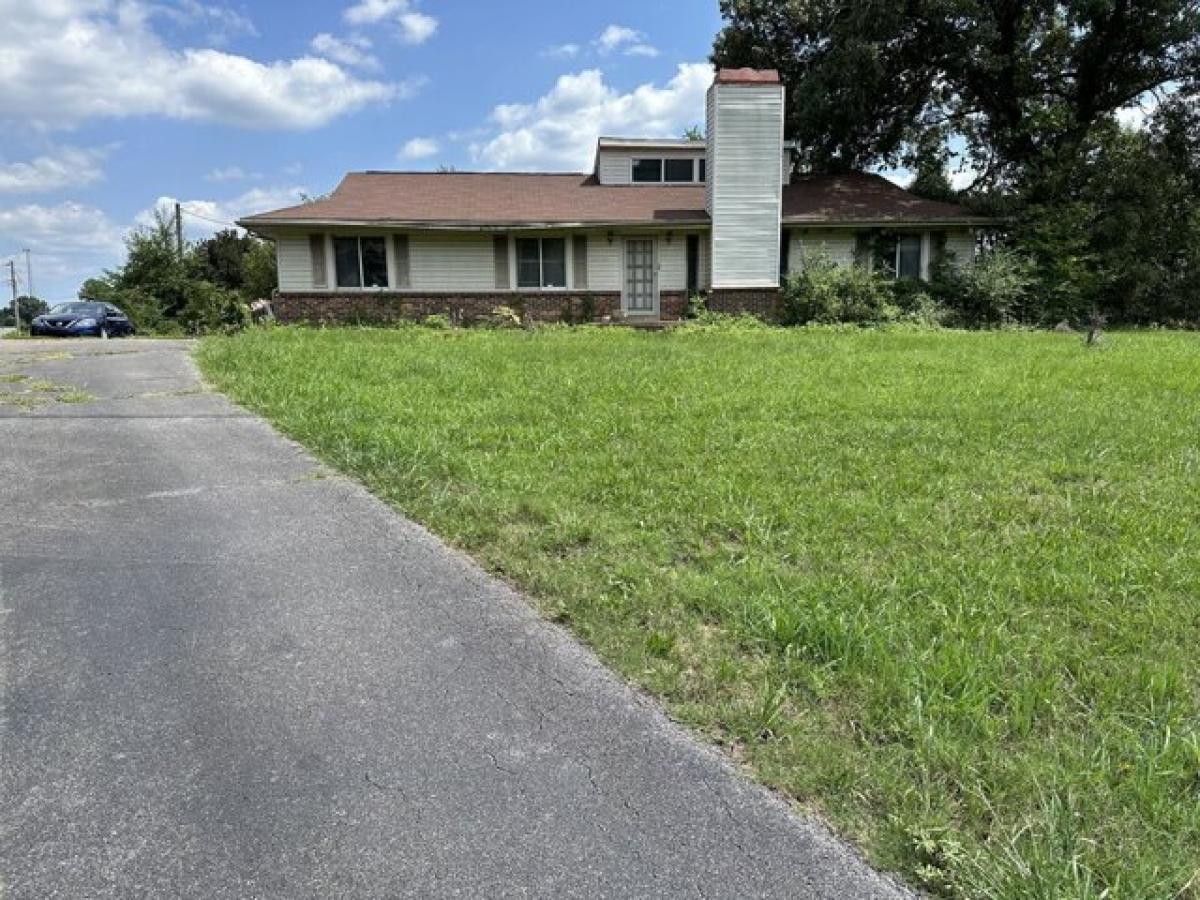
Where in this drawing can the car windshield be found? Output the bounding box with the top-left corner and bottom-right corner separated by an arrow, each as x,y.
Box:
49,303 -> 105,316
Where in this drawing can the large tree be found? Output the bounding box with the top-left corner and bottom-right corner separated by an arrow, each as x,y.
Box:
713,0 -> 1200,189
714,0 -> 1200,324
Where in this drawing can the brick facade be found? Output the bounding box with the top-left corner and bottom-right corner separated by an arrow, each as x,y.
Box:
706,287 -> 783,321
274,291 -> 692,326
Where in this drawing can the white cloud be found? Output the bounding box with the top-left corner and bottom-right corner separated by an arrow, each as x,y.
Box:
282,162 -> 304,176
343,0 -> 438,44
624,43 -> 660,58
151,0 -> 259,44
470,63 -> 713,171
399,137 -> 439,160
594,24 -> 657,57
344,0 -> 406,24
0,1 -> 405,131
0,201 -> 126,298
205,165 -> 257,182
542,43 -> 580,59
311,32 -> 380,70
0,146 -> 112,194
396,11 -> 437,44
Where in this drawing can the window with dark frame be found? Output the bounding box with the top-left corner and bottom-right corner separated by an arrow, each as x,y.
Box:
632,157 -> 703,183
632,158 -> 664,183
516,237 -> 568,289
896,235 -> 922,280
664,158 -> 694,182
333,236 -> 389,288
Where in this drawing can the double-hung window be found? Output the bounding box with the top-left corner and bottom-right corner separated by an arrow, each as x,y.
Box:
515,238 -> 567,289
334,236 -> 389,288
896,235 -> 922,280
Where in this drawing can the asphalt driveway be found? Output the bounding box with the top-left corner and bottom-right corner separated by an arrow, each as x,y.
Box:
0,338 -> 908,899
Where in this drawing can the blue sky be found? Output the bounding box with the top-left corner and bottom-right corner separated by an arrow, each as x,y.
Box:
0,0 -> 726,301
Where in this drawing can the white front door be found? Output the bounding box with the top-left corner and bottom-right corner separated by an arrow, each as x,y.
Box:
623,238 -> 658,317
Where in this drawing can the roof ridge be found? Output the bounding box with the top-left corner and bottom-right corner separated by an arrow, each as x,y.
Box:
355,170 -> 590,177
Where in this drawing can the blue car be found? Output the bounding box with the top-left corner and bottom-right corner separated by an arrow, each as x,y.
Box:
31,301 -> 135,338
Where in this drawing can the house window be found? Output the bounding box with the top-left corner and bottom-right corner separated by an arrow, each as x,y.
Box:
516,237 -> 567,289
698,158 -> 706,182
333,236 -> 388,288
896,235 -> 922,280
664,159 -> 695,182
632,157 -> 703,183
632,159 -> 664,183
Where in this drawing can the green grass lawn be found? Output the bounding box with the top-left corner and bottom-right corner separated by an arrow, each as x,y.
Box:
199,325 -> 1200,898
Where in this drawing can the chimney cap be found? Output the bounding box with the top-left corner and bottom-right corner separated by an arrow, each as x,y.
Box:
715,68 -> 781,85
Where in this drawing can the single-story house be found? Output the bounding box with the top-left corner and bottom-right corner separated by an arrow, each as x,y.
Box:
240,68 -> 989,325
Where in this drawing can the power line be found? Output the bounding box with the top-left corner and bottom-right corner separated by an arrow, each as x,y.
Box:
178,205 -> 240,229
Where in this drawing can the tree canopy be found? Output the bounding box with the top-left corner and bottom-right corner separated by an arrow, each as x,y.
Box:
81,211 -> 276,334
713,0 -> 1200,325
713,0 -> 1200,185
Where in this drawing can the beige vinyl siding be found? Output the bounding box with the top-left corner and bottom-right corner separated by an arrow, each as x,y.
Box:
598,153 -> 632,185
586,233 -> 622,291
790,229 -> 859,270
944,230 -> 976,268
704,90 -> 716,215
707,82 -> 785,288
277,234 -> 315,291
658,237 -> 687,291
409,234 -> 496,291
572,235 -> 588,289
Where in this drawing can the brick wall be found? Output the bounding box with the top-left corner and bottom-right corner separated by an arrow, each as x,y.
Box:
273,291 -> 693,325
706,288 -> 782,321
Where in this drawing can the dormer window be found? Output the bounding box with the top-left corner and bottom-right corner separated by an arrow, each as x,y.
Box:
632,158 -> 663,182
631,158 -> 705,184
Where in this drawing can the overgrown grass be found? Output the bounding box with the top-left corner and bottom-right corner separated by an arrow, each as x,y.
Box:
198,325 -> 1200,898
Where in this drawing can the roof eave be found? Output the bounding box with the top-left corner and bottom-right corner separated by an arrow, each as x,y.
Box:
238,217 -> 712,231
782,216 -> 995,228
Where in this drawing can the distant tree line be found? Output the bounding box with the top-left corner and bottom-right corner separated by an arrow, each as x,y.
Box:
0,296 -> 48,327
80,211 -> 277,334
714,0 -> 1200,326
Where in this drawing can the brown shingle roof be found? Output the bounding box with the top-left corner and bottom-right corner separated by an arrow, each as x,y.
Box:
783,172 -> 984,224
240,170 -> 986,230
240,172 -> 709,228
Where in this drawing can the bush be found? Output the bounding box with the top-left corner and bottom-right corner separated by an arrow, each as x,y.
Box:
890,280 -> 950,327
179,281 -> 251,334
781,254 -> 900,325
420,313 -> 453,330
932,248 -> 1038,327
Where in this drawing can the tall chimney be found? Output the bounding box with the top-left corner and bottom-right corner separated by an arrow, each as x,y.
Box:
706,69 -> 785,289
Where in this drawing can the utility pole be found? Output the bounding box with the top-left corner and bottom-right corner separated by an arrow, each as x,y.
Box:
23,248 -> 33,300
7,260 -> 17,331
174,202 -> 184,259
